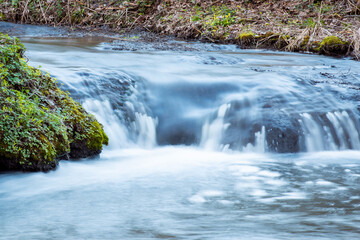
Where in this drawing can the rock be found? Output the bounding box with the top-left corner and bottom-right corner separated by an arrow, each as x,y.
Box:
318,36 -> 349,56
0,34 -> 108,172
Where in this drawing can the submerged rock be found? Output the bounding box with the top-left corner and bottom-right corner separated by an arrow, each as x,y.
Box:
0,34 -> 108,172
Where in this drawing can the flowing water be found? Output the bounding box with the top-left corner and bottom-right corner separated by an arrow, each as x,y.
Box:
1,23 -> 360,239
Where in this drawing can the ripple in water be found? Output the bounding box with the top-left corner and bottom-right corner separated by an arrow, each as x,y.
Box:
1,27 -> 360,239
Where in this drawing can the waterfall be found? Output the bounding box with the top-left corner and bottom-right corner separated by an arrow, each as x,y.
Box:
83,96 -> 360,153
82,99 -> 129,149
243,126 -> 267,153
299,110 -> 360,151
133,112 -> 158,148
82,99 -> 158,149
326,111 -> 360,149
200,103 -> 231,151
199,103 -> 267,153
36,35 -> 360,154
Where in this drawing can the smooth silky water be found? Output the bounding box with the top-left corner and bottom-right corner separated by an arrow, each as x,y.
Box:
1,30 -> 360,239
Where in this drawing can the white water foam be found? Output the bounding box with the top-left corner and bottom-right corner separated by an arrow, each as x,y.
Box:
200,103 -> 231,151
243,126 -> 267,153
300,111 -> 360,151
82,99 -> 129,149
133,112 -> 158,148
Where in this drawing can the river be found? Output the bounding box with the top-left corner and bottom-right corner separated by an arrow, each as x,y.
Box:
0,23 -> 360,239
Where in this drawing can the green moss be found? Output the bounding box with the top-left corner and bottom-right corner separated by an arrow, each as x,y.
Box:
58,96 -> 108,151
0,33 -> 109,171
320,36 -> 344,46
237,31 -> 256,44
86,119 -> 109,151
317,36 -> 349,55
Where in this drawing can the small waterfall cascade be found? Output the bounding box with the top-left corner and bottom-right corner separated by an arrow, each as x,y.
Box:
133,112 -> 158,148
82,99 -> 129,149
299,110 -> 360,151
81,80 -> 158,149
83,98 -> 158,148
47,37 -> 360,154
83,91 -> 360,153
200,103 -> 231,151
199,102 -> 267,153
243,126 -> 267,153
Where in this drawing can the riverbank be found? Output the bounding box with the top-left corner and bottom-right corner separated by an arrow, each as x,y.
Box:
0,0 -> 359,58
0,34 -> 108,172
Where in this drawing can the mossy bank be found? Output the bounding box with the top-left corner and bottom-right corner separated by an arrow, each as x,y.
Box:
0,34 -> 108,172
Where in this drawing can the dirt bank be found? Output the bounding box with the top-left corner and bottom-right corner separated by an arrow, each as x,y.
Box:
1,0 -> 359,58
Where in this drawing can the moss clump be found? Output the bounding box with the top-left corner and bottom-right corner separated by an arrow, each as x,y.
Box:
237,31 -> 256,45
86,120 -> 109,150
0,33 -> 108,172
318,36 -> 349,55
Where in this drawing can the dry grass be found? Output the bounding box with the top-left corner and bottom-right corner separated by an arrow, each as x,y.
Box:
1,0 -> 359,57
350,27 -> 360,59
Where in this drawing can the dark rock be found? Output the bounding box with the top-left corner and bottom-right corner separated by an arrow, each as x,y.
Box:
69,140 -> 101,159
0,157 -> 58,172
156,120 -> 200,146
265,126 -> 301,153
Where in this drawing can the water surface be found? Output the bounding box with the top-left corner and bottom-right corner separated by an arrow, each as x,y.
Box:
1,26 -> 360,239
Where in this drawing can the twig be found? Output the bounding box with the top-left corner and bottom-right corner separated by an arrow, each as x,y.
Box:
44,1 -> 55,16
68,0 -> 71,25
58,4 -> 76,26
115,10 -> 126,26
143,26 -> 152,32
83,6 -> 97,13
125,8 -> 128,23
129,15 -> 142,29
38,0 -> 48,24
192,25 -> 215,42
21,0 -> 29,23
80,13 -> 94,24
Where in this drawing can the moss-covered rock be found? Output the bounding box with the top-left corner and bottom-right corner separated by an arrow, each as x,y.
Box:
0,33 -> 108,172
318,36 -> 349,56
237,31 -> 256,45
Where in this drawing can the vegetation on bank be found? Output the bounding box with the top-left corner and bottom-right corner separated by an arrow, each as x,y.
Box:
0,34 -> 108,171
0,0 -> 359,58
